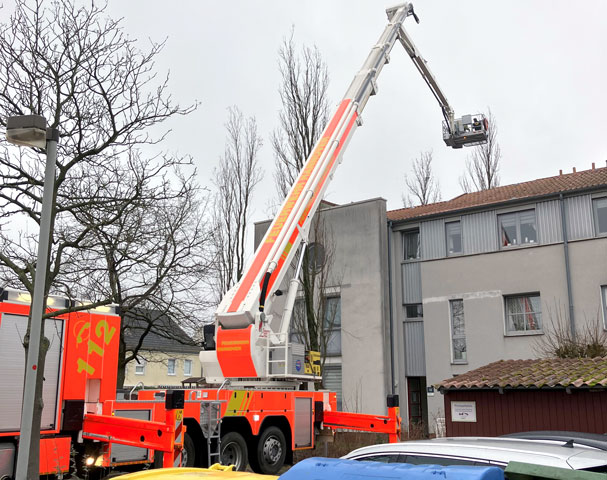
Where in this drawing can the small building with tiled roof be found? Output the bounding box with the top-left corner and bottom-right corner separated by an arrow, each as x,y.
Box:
122,310 -> 202,389
436,357 -> 607,436
385,164 -> 607,435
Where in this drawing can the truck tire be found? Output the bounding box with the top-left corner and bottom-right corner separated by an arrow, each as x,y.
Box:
250,426 -> 287,475
220,432 -> 248,471
182,432 -> 196,467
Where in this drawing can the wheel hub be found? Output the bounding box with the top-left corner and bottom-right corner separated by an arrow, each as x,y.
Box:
263,436 -> 282,464
222,442 -> 242,466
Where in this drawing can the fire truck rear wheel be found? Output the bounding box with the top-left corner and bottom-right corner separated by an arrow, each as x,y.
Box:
252,426 -> 287,475
182,432 -> 196,468
220,432 -> 248,471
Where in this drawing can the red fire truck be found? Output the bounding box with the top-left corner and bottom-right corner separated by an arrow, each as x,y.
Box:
0,3 -> 486,478
0,288 -> 400,477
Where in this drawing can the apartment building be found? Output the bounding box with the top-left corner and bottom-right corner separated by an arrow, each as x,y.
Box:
388,166 -> 607,431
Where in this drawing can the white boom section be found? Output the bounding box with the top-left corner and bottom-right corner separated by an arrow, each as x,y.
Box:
390,6 -> 455,134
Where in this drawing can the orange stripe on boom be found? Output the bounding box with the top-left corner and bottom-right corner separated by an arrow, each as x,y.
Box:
267,108 -> 359,294
227,99 -> 353,313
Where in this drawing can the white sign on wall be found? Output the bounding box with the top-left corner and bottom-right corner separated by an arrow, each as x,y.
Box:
451,401 -> 477,422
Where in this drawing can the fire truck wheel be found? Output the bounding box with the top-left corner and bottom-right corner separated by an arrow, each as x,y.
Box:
221,432 -> 248,471
254,426 -> 287,475
182,432 -> 196,468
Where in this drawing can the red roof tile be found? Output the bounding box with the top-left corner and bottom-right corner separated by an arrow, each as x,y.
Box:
388,166 -> 607,222
438,357 -> 607,390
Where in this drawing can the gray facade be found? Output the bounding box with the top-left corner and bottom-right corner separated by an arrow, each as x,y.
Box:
391,185 -> 607,433
254,198 -> 391,415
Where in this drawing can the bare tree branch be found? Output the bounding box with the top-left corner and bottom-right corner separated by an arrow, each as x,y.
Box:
402,150 -> 441,207
271,29 -> 329,203
459,109 -> 501,193
210,106 -> 263,302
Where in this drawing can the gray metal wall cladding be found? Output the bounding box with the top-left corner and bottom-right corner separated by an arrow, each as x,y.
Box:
537,199 -> 563,244
462,210 -> 498,254
403,320 -> 426,376
565,194 -> 594,240
421,219 -> 446,260
402,262 -> 422,303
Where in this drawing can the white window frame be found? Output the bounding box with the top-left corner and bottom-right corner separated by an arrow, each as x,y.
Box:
449,299 -> 467,364
403,229 -> 420,261
323,363 -> 342,411
504,293 -> 543,335
324,296 -> 342,357
184,359 -> 192,377
445,221 -> 463,256
498,209 -> 538,248
167,358 -> 176,376
593,198 -> 607,236
405,303 -> 423,319
135,357 -> 146,376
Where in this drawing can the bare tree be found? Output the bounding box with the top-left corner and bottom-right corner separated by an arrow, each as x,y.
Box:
66,154 -> 214,387
402,150 -> 441,207
271,32 -> 338,386
459,110 -> 501,193
0,1 -> 196,469
290,215 -> 342,378
210,106 -> 263,302
271,30 -> 330,201
536,303 -> 607,358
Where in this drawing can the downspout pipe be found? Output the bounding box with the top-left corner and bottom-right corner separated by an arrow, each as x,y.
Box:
559,193 -> 576,340
387,220 -> 396,395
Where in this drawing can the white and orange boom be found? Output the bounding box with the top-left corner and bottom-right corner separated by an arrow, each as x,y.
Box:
202,3 -> 488,383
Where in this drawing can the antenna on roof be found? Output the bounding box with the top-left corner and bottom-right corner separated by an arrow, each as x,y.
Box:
562,439 -> 574,448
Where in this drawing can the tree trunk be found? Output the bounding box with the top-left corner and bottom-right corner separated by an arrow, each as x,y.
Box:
116,338 -> 127,389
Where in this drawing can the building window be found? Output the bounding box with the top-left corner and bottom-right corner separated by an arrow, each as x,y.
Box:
445,221 -> 462,256
135,357 -> 146,375
290,298 -> 307,345
405,304 -> 423,319
450,299 -> 466,363
602,286 -> 607,330
167,358 -> 176,376
505,294 -> 542,334
323,364 -> 342,410
184,359 -> 192,377
403,230 -> 420,260
290,296 -> 341,357
593,198 -> 607,235
498,210 -> 537,248
324,296 -> 341,356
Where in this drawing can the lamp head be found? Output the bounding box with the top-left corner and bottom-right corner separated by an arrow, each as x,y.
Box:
6,115 -> 47,148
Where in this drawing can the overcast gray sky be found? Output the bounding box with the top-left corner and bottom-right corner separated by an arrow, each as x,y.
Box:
61,2 -> 607,216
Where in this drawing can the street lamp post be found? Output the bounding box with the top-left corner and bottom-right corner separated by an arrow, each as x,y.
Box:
6,115 -> 59,480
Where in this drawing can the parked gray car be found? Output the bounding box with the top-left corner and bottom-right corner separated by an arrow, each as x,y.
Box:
343,437 -> 607,472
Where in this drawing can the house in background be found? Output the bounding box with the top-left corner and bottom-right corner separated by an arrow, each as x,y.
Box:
122,312 -> 202,389
388,165 -> 607,432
